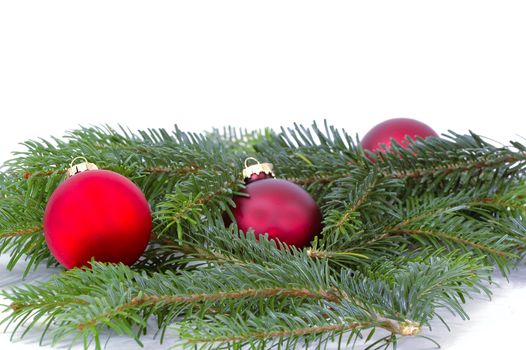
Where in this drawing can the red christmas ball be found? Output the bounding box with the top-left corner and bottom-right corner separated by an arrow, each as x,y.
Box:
232,178 -> 322,248
361,118 -> 438,152
44,170 -> 151,269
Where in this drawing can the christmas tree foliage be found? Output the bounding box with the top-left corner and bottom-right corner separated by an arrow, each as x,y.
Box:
1,122 -> 525,349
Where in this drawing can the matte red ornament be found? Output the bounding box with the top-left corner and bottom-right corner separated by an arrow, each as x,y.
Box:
44,168 -> 151,269
231,159 -> 322,248
361,118 -> 438,152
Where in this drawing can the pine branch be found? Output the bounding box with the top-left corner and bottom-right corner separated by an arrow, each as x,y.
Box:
253,121 -> 361,197
254,122 -> 526,198
0,258 -> 342,348
207,126 -> 273,153
155,175 -> 244,241
177,253 -> 489,349
0,180 -> 56,275
370,132 -> 526,196
319,169 -> 402,251
151,181 -> 526,275
313,183 -> 526,273
1,251 -> 487,350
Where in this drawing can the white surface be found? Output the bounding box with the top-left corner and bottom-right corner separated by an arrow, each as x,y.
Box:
1,1 -> 526,349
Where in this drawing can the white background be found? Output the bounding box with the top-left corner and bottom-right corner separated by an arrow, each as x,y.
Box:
1,1 -> 525,349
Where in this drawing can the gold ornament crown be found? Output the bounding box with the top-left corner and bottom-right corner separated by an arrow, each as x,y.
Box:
66,156 -> 98,178
242,157 -> 274,179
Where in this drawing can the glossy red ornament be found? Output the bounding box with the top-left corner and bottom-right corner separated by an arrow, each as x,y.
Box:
231,161 -> 322,248
44,169 -> 151,269
361,118 -> 438,152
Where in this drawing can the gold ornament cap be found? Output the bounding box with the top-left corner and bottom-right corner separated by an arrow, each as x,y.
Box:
66,156 -> 99,178
242,157 -> 275,182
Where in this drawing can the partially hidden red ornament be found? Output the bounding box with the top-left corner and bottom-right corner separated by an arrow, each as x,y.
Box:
230,158 -> 322,248
43,157 -> 151,269
361,118 -> 438,152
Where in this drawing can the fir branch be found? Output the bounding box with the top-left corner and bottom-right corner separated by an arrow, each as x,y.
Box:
169,224 -> 312,267
335,176 -> 379,228
183,318 -> 420,345
208,126 -> 272,153
178,253 -> 488,349
383,194 -> 523,270
3,253 -> 485,350
0,259 -> 343,348
319,169 -> 402,251
75,287 -> 342,332
254,121 -> 361,197
371,132 -> 526,196
0,189 -> 55,275
314,185 -> 526,274
155,175 -> 243,241
255,122 -> 526,198
386,228 -> 510,257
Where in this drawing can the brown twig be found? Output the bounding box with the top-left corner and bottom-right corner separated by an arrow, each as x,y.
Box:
388,228 -> 509,257
169,180 -> 239,223
130,288 -> 341,305
10,298 -> 88,312
162,241 -> 244,265
384,154 -> 523,180
185,318 -> 420,344
23,170 -> 66,179
290,174 -> 347,186
76,287 -> 341,331
335,177 -> 378,229
1,225 -> 42,238
22,163 -> 201,180
143,163 -> 201,176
